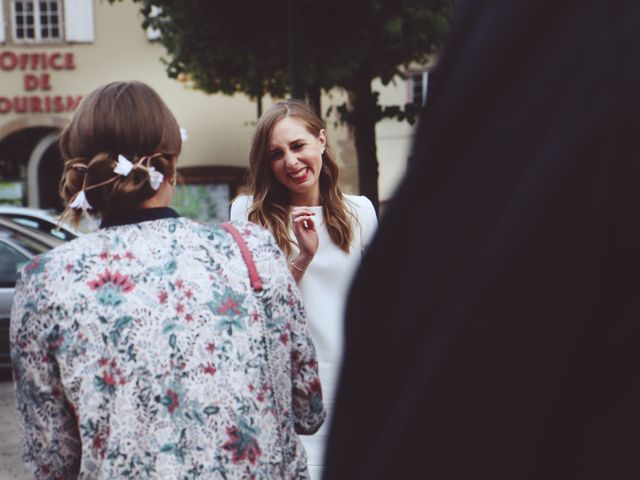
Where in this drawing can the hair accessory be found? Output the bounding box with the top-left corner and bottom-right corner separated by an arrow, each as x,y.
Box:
148,167 -> 165,190
65,151 -> 167,213
113,154 -> 134,176
69,190 -> 92,210
180,128 -> 189,142
113,153 -> 165,190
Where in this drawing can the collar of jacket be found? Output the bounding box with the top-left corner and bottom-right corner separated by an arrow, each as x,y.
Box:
100,207 -> 180,229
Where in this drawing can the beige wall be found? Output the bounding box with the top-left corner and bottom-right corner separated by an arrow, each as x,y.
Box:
1,0 -> 258,170
374,77 -> 417,202
374,57 -> 438,202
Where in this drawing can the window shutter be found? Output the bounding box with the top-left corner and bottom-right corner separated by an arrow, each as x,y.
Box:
64,0 -> 94,42
423,71 -> 430,104
0,0 -> 5,43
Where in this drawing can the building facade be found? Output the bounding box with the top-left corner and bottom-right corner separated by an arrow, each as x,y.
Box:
0,0 -> 424,220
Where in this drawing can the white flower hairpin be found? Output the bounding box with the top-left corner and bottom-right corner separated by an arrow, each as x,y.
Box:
68,152 -> 167,212
112,154 -> 164,191
113,154 -> 134,176
69,190 -> 92,210
148,167 -> 164,190
180,128 -> 189,142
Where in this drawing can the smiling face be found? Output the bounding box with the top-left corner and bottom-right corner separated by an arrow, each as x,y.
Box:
268,116 -> 326,206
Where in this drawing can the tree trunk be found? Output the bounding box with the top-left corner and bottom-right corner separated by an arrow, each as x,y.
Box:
306,84 -> 322,118
288,0 -> 304,99
351,69 -> 380,214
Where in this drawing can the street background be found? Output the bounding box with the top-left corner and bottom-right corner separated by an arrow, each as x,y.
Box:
0,379 -> 32,480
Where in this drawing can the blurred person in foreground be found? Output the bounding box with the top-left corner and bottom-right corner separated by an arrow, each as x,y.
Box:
324,1 -> 640,479
10,80 -> 325,479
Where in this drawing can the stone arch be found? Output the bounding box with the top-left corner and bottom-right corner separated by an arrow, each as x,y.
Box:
27,132 -> 60,207
0,116 -> 67,207
0,116 -> 67,144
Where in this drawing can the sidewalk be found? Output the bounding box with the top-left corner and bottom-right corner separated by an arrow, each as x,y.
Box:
0,380 -> 31,480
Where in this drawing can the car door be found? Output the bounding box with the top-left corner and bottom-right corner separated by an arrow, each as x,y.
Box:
0,239 -> 33,373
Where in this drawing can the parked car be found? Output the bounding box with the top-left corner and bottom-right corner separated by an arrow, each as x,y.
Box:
0,206 -> 86,241
0,217 -> 63,376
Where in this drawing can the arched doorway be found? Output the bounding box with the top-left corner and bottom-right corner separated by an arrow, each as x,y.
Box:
28,132 -> 64,210
0,127 -> 62,210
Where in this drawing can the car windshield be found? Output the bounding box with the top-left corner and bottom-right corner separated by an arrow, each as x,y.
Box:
4,215 -> 77,241
1,228 -> 52,256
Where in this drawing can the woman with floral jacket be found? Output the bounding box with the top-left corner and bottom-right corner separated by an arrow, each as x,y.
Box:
10,81 -> 325,480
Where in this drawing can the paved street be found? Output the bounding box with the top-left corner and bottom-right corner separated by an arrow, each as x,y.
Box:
0,380 -> 31,480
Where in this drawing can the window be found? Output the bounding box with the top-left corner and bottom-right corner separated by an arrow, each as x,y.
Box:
1,0 -> 94,44
410,72 -> 427,106
409,69 -> 439,107
5,215 -> 77,241
12,0 -> 62,42
174,166 -> 248,223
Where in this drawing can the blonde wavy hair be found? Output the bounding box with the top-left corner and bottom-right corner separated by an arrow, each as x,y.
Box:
246,99 -> 353,257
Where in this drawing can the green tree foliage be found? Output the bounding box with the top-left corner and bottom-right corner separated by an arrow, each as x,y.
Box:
115,0 -> 453,209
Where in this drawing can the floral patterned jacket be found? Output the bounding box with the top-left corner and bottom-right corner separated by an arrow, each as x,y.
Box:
10,217 -> 325,479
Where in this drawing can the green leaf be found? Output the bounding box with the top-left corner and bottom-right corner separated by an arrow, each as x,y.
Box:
111,0 -> 454,211
164,260 -> 177,275
204,406 -> 219,415
114,316 -> 133,330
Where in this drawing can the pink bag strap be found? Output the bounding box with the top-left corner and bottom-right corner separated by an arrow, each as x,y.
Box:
222,223 -> 263,292
222,222 -> 286,472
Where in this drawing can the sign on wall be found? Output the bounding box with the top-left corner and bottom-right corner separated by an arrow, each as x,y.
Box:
0,50 -> 82,114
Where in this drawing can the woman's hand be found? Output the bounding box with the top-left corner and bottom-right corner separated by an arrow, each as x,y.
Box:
291,207 -> 319,258
289,207 -> 319,282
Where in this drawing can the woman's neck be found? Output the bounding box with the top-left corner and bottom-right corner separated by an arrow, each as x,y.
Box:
288,188 -> 320,207
140,182 -> 173,208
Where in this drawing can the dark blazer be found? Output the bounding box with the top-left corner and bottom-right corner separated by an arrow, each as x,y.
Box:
324,1 -> 640,479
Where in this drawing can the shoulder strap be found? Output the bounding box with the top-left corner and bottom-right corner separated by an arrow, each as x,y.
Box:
222,223 -> 263,292
222,222 -> 287,473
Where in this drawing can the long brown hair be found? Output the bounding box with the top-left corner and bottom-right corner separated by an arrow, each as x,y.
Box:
59,81 -> 181,223
246,99 -> 353,257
